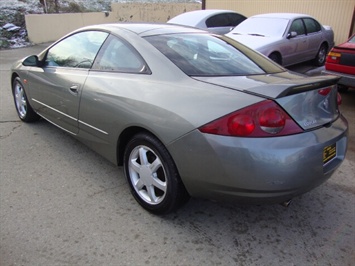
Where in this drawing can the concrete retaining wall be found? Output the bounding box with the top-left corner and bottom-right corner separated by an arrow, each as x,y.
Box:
25,3 -> 200,44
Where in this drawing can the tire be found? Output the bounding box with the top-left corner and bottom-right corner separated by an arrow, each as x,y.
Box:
268,53 -> 282,65
12,77 -> 40,122
314,44 -> 327,66
123,133 -> 189,214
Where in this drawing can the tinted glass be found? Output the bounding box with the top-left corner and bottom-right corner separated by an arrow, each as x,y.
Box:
93,35 -> 147,73
303,18 -> 321,34
206,14 -> 229,27
289,19 -> 305,35
145,33 -> 283,76
228,13 -> 246,26
46,31 -> 108,68
206,13 -> 245,28
232,17 -> 289,37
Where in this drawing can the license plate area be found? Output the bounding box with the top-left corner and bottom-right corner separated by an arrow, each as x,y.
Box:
323,143 -> 336,165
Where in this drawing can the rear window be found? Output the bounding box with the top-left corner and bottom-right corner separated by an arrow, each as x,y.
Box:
145,33 -> 283,76
206,13 -> 245,27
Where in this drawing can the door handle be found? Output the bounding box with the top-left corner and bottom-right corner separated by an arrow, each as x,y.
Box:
69,85 -> 79,94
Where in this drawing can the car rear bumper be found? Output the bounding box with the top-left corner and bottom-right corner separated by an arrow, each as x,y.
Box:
323,70 -> 355,87
168,114 -> 348,204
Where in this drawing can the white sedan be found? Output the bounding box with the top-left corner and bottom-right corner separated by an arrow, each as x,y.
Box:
226,13 -> 334,67
168,9 -> 246,34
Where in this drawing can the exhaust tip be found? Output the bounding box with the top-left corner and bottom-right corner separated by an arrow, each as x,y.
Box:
281,199 -> 292,208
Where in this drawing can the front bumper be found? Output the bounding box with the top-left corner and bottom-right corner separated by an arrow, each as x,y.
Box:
168,114 -> 348,204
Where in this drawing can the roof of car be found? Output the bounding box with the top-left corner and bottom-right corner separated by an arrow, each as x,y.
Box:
78,23 -> 206,36
251,13 -> 311,19
168,9 -> 238,26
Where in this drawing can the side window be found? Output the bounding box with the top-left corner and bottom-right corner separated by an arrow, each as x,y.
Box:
93,35 -> 147,73
303,18 -> 321,34
45,31 -> 108,68
289,19 -> 305,35
206,14 -> 230,27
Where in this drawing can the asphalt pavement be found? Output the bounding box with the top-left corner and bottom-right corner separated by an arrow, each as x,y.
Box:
0,44 -> 354,266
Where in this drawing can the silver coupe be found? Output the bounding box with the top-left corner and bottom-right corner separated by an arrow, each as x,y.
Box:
11,23 -> 348,214
226,13 -> 334,67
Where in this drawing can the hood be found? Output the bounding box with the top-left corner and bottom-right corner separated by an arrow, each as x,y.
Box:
226,34 -> 281,50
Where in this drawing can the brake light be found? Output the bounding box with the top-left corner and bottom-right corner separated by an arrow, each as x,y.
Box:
326,51 -> 341,64
199,100 -> 302,137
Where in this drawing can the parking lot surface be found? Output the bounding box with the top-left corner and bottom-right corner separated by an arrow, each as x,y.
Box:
1,45 -> 354,265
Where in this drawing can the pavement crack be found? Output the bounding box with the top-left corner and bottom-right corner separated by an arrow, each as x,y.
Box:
87,186 -> 120,198
0,121 -> 22,140
0,120 -> 21,123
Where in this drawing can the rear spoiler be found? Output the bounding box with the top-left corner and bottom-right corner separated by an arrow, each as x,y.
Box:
244,75 -> 340,99
278,76 -> 340,97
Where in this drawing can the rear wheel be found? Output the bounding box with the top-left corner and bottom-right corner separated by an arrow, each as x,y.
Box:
123,133 -> 189,214
314,44 -> 327,66
12,77 -> 40,122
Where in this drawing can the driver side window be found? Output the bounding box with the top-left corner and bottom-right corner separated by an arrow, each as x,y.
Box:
45,31 -> 108,68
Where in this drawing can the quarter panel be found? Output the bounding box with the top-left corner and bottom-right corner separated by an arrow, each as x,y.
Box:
77,71 -> 263,163
168,114 -> 348,202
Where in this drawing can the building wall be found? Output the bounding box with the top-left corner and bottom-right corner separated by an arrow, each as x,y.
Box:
206,0 -> 355,44
25,3 -> 200,44
110,3 -> 199,22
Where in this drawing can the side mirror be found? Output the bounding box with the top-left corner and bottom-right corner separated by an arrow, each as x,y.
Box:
22,55 -> 39,67
287,31 -> 297,39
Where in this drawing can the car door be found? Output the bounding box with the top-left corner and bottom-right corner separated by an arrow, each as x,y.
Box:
28,31 -> 108,134
283,18 -> 309,66
78,34 -> 151,149
303,18 -> 323,59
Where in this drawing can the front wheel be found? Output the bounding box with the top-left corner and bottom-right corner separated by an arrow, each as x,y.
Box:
123,133 -> 189,214
12,77 -> 40,122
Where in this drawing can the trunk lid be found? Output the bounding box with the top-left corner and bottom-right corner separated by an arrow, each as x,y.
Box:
193,72 -> 340,130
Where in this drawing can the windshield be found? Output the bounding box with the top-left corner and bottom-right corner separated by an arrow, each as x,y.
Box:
145,33 -> 284,76
231,17 -> 290,37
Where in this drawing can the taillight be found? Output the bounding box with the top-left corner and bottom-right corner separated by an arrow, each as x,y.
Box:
318,87 -> 331,96
326,51 -> 341,64
337,92 -> 342,105
318,86 -> 341,106
199,100 -> 303,137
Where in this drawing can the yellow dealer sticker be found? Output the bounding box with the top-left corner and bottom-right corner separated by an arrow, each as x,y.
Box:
323,143 -> 336,165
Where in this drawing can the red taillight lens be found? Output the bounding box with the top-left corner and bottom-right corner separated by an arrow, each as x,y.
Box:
326,51 -> 341,64
318,87 -> 331,96
228,114 -> 255,135
259,107 -> 286,134
199,100 -> 302,137
337,92 -> 342,105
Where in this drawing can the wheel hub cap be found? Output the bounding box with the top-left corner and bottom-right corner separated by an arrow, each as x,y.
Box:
129,146 -> 167,205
